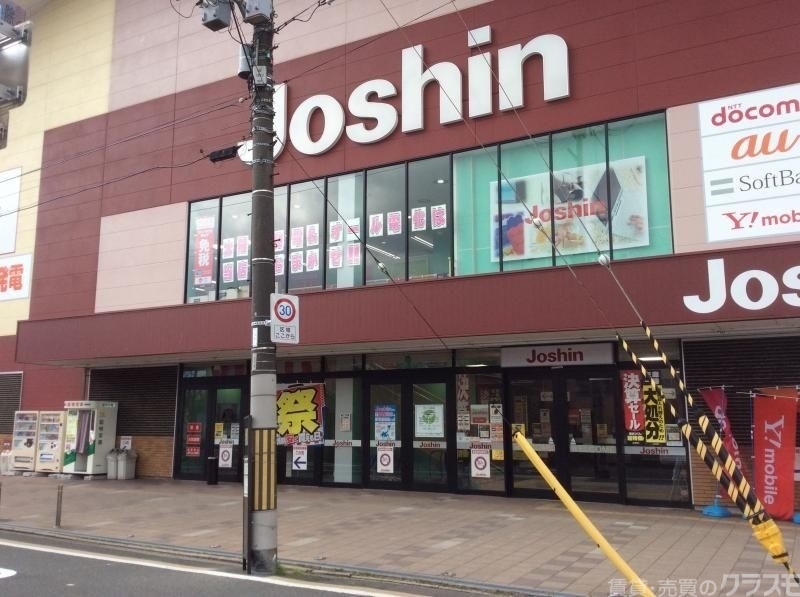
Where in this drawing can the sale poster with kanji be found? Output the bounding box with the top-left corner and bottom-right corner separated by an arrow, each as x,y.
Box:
276,384 -> 326,446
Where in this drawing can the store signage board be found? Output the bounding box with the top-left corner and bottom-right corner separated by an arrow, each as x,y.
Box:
698,82 -> 800,242
238,27 -> 569,161
270,293 -> 299,344
501,343 -> 613,367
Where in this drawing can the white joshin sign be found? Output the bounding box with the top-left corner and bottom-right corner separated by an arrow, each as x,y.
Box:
237,26 -> 569,161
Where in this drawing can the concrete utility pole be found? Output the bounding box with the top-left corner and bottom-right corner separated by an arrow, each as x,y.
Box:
247,9 -> 278,574
200,0 -> 277,574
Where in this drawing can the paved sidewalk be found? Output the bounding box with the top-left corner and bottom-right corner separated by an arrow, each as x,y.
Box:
0,475 -> 799,596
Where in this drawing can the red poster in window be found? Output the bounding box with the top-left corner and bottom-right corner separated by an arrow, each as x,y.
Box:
620,370 -> 644,440
187,422 -> 202,434
193,225 -> 215,285
753,395 -> 796,520
387,211 -> 402,235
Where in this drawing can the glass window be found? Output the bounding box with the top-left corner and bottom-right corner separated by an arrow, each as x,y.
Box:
366,164 -> 406,285
456,373 -> 505,492
455,348 -> 500,367
498,137 -> 553,270
453,146 -> 500,276
219,193 -> 251,300
325,354 -> 363,372
366,350 -> 451,370
607,114 -> 672,260
408,156 -> 451,279
186,198 -> 219,303
274,186 -> 288,294
326,172 -> 364,289
288,180 -> 325,292
551,125 -> 609,266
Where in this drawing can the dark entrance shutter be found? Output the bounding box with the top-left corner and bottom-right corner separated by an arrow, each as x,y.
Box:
88,367 -> 178,436
0,373 -> 22,434
683,337 -> 800,505
683,337 -> 800,448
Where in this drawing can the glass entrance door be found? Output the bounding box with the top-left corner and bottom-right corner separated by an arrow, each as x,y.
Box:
366,377 -> 450,490
177,379 -> 248,481
511,368 -> 621,499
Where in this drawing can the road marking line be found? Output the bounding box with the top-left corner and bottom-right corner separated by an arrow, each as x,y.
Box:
0,568 -> 15,579
0,538 -> 422,596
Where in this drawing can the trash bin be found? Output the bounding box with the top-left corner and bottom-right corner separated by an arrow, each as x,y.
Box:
207,455 -> 218,485
106,449 -> 119,480
117,449 -> 137,480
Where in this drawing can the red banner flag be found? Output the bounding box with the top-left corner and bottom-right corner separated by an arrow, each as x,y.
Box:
698,388 -> 744,473
753,395 -> 797,520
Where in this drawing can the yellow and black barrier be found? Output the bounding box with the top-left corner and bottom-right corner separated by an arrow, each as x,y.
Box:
251,428 -> 277,511
512,430 -> 655,597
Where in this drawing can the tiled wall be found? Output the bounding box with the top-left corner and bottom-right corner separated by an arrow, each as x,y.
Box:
95,203 -> 187,313
120,435 -> 174,478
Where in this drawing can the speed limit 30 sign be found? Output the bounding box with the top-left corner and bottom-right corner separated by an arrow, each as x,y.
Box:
269,293 -> 300,344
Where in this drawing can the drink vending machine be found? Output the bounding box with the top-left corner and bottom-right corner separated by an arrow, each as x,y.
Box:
11,410 -> 39,471
62,401 -> 118,476
35,411 -> 67,473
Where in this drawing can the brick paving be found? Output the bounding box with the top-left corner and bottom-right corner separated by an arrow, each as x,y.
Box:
1,475 -> 799,596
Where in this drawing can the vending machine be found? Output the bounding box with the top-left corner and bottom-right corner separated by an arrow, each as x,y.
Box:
11,410 -> 39,471
63,401 -> 118,476
35,411 -> 66,473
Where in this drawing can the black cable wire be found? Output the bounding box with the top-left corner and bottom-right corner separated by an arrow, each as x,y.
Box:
15,154 -> 209,216
169,0 -> 195,19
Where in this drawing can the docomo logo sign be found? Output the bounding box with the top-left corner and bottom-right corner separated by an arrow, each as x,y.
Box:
270,26 -> 569,158
683,258 -> 800,314
710,98 -> 800,127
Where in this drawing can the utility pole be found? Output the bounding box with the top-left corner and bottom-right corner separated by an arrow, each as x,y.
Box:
246,4 -> 278,575
200,0 -> 277,574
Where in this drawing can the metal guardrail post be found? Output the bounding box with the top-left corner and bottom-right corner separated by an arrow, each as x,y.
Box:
55,484 -> 63,528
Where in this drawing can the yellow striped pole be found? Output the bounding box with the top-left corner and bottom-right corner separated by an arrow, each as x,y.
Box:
512,431 -> 655,597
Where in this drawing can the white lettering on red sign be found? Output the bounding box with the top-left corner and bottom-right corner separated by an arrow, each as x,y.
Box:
683,258 -> 800,314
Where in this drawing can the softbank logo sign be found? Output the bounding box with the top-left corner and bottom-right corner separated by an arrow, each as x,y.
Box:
683,258 -> 800,314
698,82 -> 800,243
269,26 -> 569,158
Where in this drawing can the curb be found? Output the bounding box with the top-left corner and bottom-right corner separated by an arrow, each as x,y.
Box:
0,523 -> 580,597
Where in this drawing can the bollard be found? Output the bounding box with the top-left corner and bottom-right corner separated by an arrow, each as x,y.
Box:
55,484 -> 63,528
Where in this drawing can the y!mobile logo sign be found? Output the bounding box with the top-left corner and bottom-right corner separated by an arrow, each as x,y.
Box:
698,82 -> 800,243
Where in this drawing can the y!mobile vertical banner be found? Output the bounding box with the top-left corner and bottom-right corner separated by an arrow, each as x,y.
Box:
753,395 -> 797,520
698,387 -> 744,471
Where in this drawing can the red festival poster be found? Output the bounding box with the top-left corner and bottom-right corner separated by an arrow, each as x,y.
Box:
753,395 -> 796,520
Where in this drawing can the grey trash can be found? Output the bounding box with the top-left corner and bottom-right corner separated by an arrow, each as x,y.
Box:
106,449 -> 119,480
117,449 -> 137,480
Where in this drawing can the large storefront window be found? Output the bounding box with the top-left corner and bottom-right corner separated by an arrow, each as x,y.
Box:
551,125 -> 609,266
326,173 -> 364,289
288,180 -> 325,292
498,137 -> 552,271
219,193 -> 250,300
185,115 -> 672,301
186,199 -> 219,303
453,146 -> 501,276
607,114 -> 672,259
366,164 -> 406,285
274,186 -> 288,294
408,156 -> 452,279
456,373 -> 505,492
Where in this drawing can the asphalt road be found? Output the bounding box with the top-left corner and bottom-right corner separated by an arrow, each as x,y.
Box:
0,536 -> 427,597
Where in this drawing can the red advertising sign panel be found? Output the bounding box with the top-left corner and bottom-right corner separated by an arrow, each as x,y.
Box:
621,370 -> 645,442
186,446 -> 201,457
699,388 -> 744,471
753,395 -> 796,520
187,422 -> 202,434
193,219 -> 216,285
